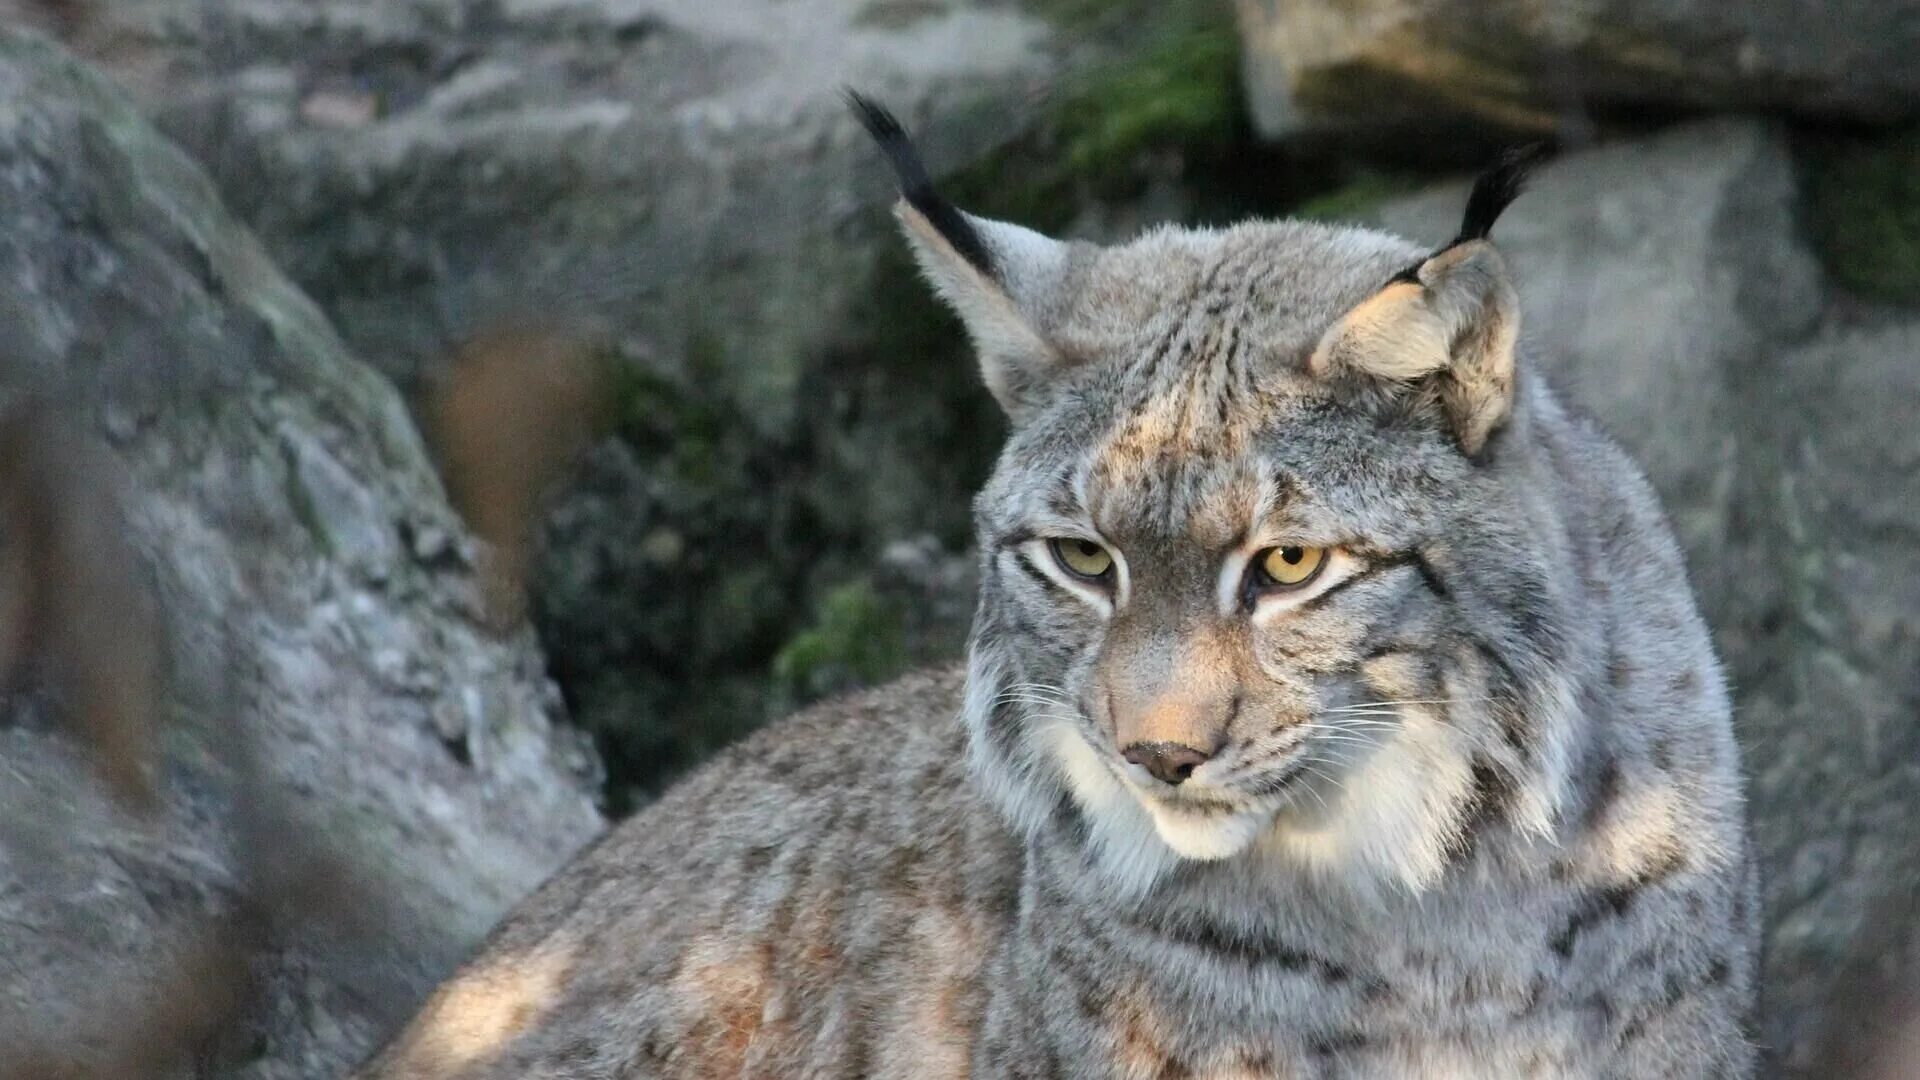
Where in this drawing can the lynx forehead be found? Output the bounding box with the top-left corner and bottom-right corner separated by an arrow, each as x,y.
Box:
356,100 -> 1757,1079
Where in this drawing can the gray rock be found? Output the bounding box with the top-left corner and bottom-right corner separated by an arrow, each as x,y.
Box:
1377,118 -> 1920,1074
0,29 -> 601,1078
1733,317 -> 1920,1075
33,0 -> 1058,396
1235,0 -> 1920,140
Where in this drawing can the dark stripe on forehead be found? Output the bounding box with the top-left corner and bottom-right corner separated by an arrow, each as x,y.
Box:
1126,316 -> 1187,389
1215,320 -> 1245,419
1259,469 -> 1302,516
1043,466 -> 1085,520
1126,249 -> 1263,415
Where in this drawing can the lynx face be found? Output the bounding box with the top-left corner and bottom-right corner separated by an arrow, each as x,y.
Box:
959,234 -> 1578,892
852,98 -> 1573,892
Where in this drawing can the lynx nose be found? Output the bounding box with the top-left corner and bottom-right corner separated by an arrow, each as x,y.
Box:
1122,742 -> 1211,786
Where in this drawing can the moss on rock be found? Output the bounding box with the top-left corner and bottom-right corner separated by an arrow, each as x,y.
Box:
773,581 -> 911,705
1051,19 -> 1241,177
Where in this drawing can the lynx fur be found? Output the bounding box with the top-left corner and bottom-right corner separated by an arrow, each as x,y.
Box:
357,101 -> 1757,1079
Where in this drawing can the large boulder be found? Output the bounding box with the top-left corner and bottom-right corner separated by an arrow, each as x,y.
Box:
0,29 -> 601,1077
1374,118 -> 1917,1074
1235,0 -> 1920,140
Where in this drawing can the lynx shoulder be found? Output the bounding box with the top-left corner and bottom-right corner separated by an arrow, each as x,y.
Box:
357,104 -> 1758,1079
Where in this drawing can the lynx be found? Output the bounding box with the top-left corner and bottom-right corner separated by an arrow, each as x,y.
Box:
357,98 -> 1758,1078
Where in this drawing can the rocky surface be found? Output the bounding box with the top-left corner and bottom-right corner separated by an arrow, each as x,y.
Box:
0,29 -> 601,1078
1235,0 -> 1920,140
1376,118 -> 1917,1075
1736,318 -> 1920,1074
30,0 -> 1056,393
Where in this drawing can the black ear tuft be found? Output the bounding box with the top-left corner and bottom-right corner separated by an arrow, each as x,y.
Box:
844,89 -> 996,278
1453,142 -> 1552,246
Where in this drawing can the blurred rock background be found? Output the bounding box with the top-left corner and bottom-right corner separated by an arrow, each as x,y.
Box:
0,0 -> 1914,1075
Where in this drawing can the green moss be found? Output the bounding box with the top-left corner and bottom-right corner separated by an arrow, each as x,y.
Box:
937,1 -> 1360,228
1052,21 -> 1240,177
1803,127 -> 1920,305
772,581 -> 909,704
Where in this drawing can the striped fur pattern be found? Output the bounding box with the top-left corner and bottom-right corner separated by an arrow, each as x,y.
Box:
356,114 -> 1758,1078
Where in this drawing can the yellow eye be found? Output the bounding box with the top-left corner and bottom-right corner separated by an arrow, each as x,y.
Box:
1257,545 -> 1326,588
1050,537 -> 1115,581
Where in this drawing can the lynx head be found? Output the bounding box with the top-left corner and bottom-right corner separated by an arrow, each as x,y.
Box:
853,96 -> 1580,893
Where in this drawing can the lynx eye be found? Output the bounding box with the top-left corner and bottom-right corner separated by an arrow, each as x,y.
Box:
1049,538 -> 1115,581
1254,545 -> 1326,589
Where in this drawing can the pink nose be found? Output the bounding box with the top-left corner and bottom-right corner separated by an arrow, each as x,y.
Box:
1122,742 -> 1211,785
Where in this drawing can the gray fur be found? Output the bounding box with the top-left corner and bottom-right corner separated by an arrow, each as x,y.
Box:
357,185 -> 1757,1078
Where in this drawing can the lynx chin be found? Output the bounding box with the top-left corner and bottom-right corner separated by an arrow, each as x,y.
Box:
357,98 -> 1758,1079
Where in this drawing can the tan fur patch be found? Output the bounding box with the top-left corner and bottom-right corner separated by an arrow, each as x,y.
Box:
871,904 -> 981,1078
1576,774 -> 1687,885
1308,281 -> 1451,382
672,935 -> 775,1072
384,944 -> 576,1076
1107,982 -> 1177,1075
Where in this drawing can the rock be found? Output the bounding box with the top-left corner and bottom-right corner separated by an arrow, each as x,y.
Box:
0,28 -> 601,1078
1235,0 -> 1920,140
30,0 -> 1060,395
1373,117 -> 1920,1074
1733,317 -> 1920,1075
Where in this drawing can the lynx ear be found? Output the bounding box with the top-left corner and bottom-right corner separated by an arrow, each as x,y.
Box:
1309,242 -> 1519,455
848,92 -> 1072,421
1308,146 -> 1546,456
